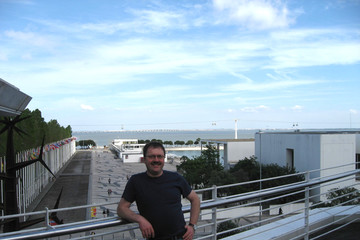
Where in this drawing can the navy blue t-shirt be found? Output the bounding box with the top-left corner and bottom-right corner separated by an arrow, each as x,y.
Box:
122,170 -> 192,238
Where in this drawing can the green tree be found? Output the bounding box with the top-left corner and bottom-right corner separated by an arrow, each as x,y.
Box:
150,139 -> 162,144
208,169 -> 239,197
0,109 -> 72,157
174,140 -> 185,146
163,140 -> 173,145
326,187 -> 360,206
76,139 -> 96,148
185,140 -> 194,145
230,156 -> 259,181
177,145 -> 223,189
229,156 -> 304,202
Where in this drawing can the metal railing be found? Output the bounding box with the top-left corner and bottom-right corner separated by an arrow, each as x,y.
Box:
0,164 -> 359,240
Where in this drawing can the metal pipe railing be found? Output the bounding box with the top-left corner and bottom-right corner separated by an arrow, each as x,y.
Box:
1,168 -> 359,240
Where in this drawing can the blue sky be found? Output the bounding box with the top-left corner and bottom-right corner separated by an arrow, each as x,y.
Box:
1,0 -> 359,131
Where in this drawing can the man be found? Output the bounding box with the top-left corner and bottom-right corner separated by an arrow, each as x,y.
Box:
117,142 -> 200,240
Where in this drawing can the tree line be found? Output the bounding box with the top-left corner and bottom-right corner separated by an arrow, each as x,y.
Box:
176,145 -> 306,238
177,145 -> 304,202
76,139 -> 97,148
138,138 -> 202,146
0,109 -> 72,157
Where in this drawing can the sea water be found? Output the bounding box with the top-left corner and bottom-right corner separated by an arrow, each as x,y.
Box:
73,129 -> 257,147
73,129 -> 257,159
73,128 -> 358,159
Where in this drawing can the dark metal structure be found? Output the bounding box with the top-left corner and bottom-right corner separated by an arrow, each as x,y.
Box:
0,78 -> 31,117
0,79 -> 58,231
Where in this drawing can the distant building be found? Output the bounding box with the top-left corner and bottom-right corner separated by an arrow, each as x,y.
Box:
202,139 -> 255,170
255,130 -> 360,202
110,139 -> 168,163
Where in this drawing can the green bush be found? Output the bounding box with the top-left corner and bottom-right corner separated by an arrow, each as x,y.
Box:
217,220 -> 240,239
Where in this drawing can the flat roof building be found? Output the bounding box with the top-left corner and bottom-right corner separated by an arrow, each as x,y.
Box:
255,130 -> 360,202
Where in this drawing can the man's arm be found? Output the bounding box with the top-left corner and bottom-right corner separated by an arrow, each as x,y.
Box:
187,190 -> 200,225
117,198 -> 155,239
183,190 -> 200,240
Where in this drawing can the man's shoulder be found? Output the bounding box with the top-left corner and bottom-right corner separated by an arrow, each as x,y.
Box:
129,172 -> 147,180
133,172 -> 147,176
163,170 -> 180,176
163,170 -> 184,179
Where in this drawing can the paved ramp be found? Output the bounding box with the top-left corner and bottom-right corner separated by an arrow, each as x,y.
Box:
29,151 -> 91,225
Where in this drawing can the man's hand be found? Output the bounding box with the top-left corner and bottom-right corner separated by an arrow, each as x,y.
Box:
138,218 -> 155,239
182,225 -> 195,240
117,198 -> 155,239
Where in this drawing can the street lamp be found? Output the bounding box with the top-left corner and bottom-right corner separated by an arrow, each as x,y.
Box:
258,130 -> 263,225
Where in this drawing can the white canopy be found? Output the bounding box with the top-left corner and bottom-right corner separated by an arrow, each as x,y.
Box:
0,78 -> 32,116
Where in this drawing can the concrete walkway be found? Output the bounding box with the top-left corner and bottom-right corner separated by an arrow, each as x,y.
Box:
28,149 -> 178,229
29,151 -> 92,225
89,149 -> 178,219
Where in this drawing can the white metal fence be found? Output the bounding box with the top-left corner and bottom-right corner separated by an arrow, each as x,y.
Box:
0,138 -> 77,215
0,163 -> 359,240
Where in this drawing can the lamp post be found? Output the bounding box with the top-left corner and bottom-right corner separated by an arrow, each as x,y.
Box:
235,119 -> 238,139
258,130 -> 263,225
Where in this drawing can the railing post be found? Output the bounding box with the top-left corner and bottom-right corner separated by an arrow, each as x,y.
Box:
45,207 -> 51,229
211,185 -> 218,240
304,171 -> 310,240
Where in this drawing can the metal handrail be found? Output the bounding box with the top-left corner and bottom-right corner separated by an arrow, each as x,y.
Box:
193,162 -> 356,195
1,168 -> 359,240
185,169 -> 359,212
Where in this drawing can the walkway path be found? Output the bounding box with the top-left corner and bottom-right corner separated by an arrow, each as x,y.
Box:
28,149 -> 178,228
89,149 -> 178,219
29,151 -> 91,225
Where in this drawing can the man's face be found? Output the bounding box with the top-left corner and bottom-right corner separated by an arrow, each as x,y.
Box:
144,146 -> 165,177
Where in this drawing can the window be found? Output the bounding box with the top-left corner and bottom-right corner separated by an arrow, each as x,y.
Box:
356,154 -> 360,181
286,148 -> 294,169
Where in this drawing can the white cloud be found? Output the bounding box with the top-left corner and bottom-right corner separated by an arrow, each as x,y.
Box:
350,109 -> 358,114
79,9 -> 188,34
291,105 -> 303,111
267,29 -> 360,69
257,105 -> 270,110
222,79 -> 320,92
4,30 -> 54,47
212,0 -> 296,30
2,1 -> 359,131
80,104 -> 95,111
240,105 -> 270,112
0,51 -> 7,61
267,42 -> 360,69
131,9 -> 188,31
21,53 -> 32,60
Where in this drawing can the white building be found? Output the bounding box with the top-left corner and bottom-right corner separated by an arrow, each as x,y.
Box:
111,139 -> 168,163
255,130 -> 360,202
202,139 -> 255,170
110,139 -> 145,163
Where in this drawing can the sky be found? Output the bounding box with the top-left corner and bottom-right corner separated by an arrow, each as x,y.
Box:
1,0 -> 360,131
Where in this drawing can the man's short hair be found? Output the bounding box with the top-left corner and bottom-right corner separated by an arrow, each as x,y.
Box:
143,141 -> 166,157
